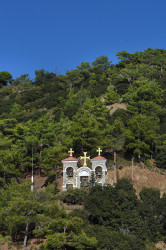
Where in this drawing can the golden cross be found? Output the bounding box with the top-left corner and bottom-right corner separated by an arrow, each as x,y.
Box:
80,152 -> 90,166
68,148 -> 74,157
97,147 -> 102,156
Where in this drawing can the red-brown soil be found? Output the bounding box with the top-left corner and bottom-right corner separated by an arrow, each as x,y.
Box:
25,166 -> 63,192
107,165 -> 166,196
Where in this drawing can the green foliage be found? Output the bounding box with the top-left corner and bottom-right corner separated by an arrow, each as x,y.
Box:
0,71 -> 12,87
66,69 -> 88,91
0,234 -> 11,245
104,84 -> 120,104
69,98 -> 110,153
1,49 -> 166,167
3,50 -> 166,247
91,55 -> 112,70
64,89 -> 89,119
77,62 -> 91,71
39,216 -> 97,249
0,181 -> 41,240
140,187 -> 160,208
155,135 -> 166,168
125,114 -> 160,156
83,179 -> 161,243
86,226 -> 145,250
123,78 -> 164,116
0,50 -> 166,163
13,74 -> 32,88
35,69 -> 56,85
59,188 -> 87,205
138,188 -> 161,241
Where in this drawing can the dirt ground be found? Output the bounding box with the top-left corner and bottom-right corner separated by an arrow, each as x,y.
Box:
107,165 -> 166,197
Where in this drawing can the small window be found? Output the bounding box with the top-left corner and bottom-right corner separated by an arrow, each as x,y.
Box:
80,176 -> 89,187
95,166 -> 102,179
66,167 -> 73,178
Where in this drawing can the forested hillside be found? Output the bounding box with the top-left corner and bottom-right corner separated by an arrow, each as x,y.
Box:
1,48 -> 166,249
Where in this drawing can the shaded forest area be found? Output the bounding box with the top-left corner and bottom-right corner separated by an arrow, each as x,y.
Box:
1,179 -> 166,249
1,49 -> 166,249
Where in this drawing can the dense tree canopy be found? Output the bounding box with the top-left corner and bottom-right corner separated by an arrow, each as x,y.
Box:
0,48 -> 166,182
1,48 -> 166,248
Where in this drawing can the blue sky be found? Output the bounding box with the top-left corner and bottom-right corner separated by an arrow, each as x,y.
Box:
1,0 -> 166,79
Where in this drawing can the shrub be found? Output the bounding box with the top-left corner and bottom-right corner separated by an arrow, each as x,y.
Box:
59,188 -> 88,205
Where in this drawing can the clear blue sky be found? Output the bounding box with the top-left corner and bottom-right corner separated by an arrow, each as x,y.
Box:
1,0 -> 166,79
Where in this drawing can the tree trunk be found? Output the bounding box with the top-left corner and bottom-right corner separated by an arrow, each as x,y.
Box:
113,163 -> 117,184
160,66 -> 163,79
23,223 -> 29,249
131,157 -> 134,181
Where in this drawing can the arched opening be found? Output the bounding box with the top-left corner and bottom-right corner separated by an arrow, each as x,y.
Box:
95,166 -> 102,179
66,167 -> 73,178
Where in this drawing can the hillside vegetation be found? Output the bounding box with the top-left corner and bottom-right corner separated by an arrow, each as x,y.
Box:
1,49 -> 166,249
